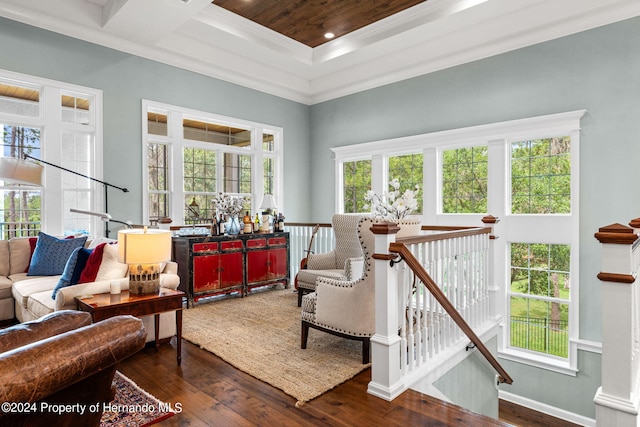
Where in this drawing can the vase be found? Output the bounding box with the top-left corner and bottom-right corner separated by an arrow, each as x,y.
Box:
394,216 -> 422,238
226,215 -> 241,235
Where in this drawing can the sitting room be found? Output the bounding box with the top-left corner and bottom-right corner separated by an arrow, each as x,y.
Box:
1,0 -> 639,425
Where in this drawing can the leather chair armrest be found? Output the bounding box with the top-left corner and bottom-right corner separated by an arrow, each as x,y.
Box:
0,310 -> 92,353
0,315 -> 146,405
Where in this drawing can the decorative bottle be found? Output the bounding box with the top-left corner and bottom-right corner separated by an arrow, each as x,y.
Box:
243,211 -> 252,234
254,213 -> 260,233
277,213 -> 285,231
211,216 -> 218,236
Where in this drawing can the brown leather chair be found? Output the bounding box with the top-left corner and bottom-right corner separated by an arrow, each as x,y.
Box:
0,310 -> 146,427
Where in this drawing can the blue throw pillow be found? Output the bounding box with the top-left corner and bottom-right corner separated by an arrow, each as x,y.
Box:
27,232 -> 88,277
52,246 -> 93,299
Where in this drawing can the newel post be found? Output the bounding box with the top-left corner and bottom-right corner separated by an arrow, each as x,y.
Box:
367,222 -> 404,401
594,222 -> 640,427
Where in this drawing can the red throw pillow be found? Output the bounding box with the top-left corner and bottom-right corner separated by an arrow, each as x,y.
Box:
24,237 -> 38,273
78,243 -> 107,283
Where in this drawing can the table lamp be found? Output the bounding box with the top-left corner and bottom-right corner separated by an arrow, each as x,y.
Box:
260,194 -> 277,232
118,227 -> 172,294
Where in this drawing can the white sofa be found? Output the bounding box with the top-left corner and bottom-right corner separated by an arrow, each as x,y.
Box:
0,236 -> 180,342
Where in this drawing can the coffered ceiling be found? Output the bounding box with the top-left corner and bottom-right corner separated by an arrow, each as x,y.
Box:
0,0 -> 639,105
213,0 -> 427,48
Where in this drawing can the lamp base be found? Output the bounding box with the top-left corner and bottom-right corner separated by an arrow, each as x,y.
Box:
128,264 -> 161,294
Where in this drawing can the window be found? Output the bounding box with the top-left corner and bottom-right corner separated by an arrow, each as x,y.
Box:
389,153 -> 423,214
510,243 -> 570,357
442,146 -> 487,213
142,101 -> 283,224
332,110 -> 584,374
0,70 -> 102,238
343,159 -> 371,214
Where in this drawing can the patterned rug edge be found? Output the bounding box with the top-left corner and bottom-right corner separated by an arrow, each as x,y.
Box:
100,371 -> 175,427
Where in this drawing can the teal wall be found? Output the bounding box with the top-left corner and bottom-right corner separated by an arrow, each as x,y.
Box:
309,16 -> 640,419
434,336 -> 500,419
4,12 -> 640,421
0,17 -> 311,224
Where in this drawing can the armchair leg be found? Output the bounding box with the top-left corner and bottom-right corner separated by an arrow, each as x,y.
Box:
297,289 -> 303,307
363,337 -> 370,364
301,321 -> 310,349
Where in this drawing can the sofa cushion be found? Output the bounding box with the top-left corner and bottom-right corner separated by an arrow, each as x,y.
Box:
9,237 -> 32,275
27,290 -> 57,320
27,232 -> 88,276
12,276 -> 61,310
0,276 -> 12,300
0,240 -> 9,277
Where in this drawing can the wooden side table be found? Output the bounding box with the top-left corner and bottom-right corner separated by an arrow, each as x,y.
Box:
76,288 -> 184,365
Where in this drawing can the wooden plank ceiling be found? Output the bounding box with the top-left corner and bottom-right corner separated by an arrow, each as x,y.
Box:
213,0 -> 427,48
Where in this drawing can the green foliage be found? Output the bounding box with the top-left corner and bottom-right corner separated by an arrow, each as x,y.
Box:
511,137 -> 571,214
343,160 -> 371,213
442,146 -> 488,213
389,154 -> 423,213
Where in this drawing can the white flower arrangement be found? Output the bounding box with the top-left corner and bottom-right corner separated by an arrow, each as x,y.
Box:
364,178 -> 420,220
213,193 -> 246,217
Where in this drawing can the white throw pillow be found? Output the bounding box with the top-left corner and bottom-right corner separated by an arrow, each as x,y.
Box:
95,243 -> 129,281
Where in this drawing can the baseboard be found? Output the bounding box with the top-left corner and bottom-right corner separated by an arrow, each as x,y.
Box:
499,390 -> 595,427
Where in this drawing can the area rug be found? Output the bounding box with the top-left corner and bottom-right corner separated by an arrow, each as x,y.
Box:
182,288 -> 370,404
100,371 -> 175,427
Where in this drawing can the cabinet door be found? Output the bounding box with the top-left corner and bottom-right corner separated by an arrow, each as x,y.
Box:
267,247 -> 288,279
193,254 -> 220,292
247,250 -> 269,283
219,251 -> 243,287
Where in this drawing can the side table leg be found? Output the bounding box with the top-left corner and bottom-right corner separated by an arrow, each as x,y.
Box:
176,308 -> 182,366
154,313 -> 160,352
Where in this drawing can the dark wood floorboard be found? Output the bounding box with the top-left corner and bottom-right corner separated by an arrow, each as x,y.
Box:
116,339 -> 581,427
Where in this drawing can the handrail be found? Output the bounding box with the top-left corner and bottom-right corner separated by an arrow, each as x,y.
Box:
389,241 -> 513,385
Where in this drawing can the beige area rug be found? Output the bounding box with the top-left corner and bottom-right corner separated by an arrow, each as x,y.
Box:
181,288 -> 370,404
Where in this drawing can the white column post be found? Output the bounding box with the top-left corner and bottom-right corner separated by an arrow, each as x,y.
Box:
367,222 -> 404,401
594,222 -> 640,427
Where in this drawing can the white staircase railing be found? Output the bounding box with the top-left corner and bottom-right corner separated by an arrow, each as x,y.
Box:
367,221 -> 509,401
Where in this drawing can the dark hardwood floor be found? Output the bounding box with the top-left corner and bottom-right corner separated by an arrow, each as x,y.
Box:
116,339 -> 581,427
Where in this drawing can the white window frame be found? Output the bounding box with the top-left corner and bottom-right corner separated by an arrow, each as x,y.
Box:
0,69 -> 103,237
142,100 -> 284,225
332,110 -> 585,374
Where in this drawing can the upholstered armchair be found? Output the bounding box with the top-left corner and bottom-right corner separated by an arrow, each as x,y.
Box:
0,310 -> 146,427
301,216 -> 377,364
296,214 -> 366,306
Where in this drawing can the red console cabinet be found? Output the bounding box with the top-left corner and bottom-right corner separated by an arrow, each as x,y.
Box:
172,232 -> 289,306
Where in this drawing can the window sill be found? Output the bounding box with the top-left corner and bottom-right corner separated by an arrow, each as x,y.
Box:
498,348 -> 578,376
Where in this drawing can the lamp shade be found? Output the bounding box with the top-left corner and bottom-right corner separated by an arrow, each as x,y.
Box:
0,157 -> 43,186
117,228 -> 172,265
260,194 -> 277,210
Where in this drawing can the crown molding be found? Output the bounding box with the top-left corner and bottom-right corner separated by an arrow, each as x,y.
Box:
0,0 -> 639,105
